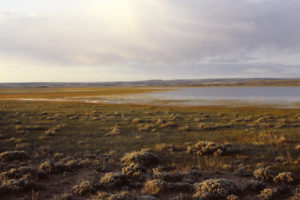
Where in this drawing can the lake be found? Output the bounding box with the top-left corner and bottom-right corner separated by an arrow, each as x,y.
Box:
13,87 -> 300,107
141,87 -> 300,107
147,87 -> 300,101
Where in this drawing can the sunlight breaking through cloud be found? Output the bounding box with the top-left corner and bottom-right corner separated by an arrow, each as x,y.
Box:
1,0 -> 300,81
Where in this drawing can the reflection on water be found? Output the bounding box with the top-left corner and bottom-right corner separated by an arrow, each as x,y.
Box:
7,87 -> 300,108
147,87 -> 300,101
142,87 -> 300,107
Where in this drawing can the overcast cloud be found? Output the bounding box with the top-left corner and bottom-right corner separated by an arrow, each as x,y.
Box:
1,0 -> 300,82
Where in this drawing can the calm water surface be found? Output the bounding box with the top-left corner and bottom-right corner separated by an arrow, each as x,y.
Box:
139,87 -> 300,107
147,87 -> 300,101
14,87 -> 300,107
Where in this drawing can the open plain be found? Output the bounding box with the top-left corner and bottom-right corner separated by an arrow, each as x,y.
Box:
0,87 -> 299,200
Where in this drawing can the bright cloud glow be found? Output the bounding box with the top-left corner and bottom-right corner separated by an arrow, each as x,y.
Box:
1,0 -> 300,82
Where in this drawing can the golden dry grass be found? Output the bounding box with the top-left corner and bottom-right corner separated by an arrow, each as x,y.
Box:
0,87 -> 169,99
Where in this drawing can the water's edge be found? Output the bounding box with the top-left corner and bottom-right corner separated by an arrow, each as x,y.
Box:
2,87 -> 300,108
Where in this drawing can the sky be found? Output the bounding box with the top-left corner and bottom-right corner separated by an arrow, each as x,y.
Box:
1,0 -> 300,82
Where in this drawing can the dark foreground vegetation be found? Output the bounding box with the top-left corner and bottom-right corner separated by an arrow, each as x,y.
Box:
0,99 -> 299,199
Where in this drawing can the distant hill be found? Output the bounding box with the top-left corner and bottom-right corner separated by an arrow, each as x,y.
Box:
1,78 -> 300,88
